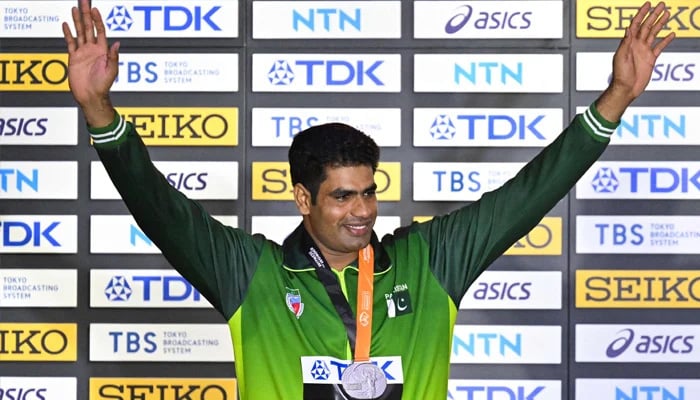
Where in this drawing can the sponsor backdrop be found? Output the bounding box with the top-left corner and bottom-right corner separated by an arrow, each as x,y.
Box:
1,0 -> 699,399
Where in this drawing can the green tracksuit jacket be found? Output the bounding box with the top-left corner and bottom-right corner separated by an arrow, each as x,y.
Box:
90,104 -> 616,400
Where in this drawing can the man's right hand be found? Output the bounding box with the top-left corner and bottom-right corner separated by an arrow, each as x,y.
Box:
62,0 -> 120,128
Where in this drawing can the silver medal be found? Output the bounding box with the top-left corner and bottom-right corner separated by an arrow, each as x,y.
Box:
341,362 -> 388,399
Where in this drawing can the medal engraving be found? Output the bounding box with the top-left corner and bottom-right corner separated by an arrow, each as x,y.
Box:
341,362 -> 388,399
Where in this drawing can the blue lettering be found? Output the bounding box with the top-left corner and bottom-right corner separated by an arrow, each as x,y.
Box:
0,168 -> 38,192
130,224 -> 152,246
615,385 -> 684,400
293,8 -> 360,31
452,333 -> 521,356
454,62 -> 522,85
617,114 -> 685,138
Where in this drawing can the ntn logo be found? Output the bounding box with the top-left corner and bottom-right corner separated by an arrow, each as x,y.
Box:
615,385 -> 684,400
452,333 -> 521,356
455,62 -> 522,84
292,8 -> 360,31
617,114 -> 685,137
0,168 -> 37,191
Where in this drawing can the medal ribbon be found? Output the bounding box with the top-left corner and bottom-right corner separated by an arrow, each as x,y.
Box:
302,229 -> 374,362
354,244 -> 373,363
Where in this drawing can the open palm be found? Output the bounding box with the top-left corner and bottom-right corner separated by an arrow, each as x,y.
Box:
610,2 -> 675,98
62,0 -> 119,108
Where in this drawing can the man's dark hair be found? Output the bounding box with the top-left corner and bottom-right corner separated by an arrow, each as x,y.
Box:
289,122 -> 380,204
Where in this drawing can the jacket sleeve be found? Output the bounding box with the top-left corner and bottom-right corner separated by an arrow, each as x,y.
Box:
89,112 -> 264,319
414,103 -> 618,306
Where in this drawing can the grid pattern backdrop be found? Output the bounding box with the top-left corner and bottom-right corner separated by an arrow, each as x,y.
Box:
1,0 -> 700,399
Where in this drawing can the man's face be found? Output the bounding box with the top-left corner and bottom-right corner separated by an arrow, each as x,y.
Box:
297,165 -> 378,263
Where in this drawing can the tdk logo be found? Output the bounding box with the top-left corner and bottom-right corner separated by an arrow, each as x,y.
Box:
106,6 -> 133,31
606,328 -> 693,358
430,115 -> 457,140
267,59 -> 384,86
448,385 -> 544,400
1,221 -> 60,247
591,168 -> 619,193
105,276 -> 132,301
309,360 -> 331,380
268,60 -> 295,85
445,5 -> 532,33
429,113 -> 546,140
105,5 -> 222,32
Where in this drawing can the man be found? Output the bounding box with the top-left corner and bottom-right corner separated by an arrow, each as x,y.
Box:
63,1 -> 675,399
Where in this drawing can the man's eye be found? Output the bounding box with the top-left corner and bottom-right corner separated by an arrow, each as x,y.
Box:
335,194 -> 349,201
364,190 -> 376,197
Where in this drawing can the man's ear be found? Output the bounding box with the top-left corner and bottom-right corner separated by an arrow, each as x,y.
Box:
293,183 -> 312,215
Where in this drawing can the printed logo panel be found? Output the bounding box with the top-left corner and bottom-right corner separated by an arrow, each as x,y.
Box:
460,271 -> 562,310
577,0 -> 700,38
91,269 -> 213,308
413,108 -> 562,147
451,325 -> 561,364
251,108 -> 401,147
251,215 -> 401,245
575,106 -> 700,146
252,53 -> 401,92
576,324 -> 700,363
0,107 -> 78,146
0,161 -> 77,199
0,377 -> 77,400
0,1 -> 73,37
115,107 -> 238,146
89,323 -> 234,361
252,1 -> 401,39
0,269 -> 77,307
89,378 -> 237,400
577,52 -> 700,91
0,54 -> 69,91
575,379 -> 700,400
112,54 -> 238,92
0,323 -> 77,361
413,216 -> 562,256
300,356 -> 404,384
91,161 -> 238,200
90,215 -> 237,254
448,379 -> 561,400
576,216 -> 700,254
252,162 -> 400,201
0,53 -> 238,92
577,161 -> 700,199
414,54 -> 563,93
412,162 -> 524,201
0,215 -> 77,254
504,217 -> 562,256
576,270 -> 700,308
414,1 -> 563,39
96,0 -> 238,38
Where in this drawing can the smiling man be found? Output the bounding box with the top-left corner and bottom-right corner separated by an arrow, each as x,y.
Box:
62,0 -> 675,398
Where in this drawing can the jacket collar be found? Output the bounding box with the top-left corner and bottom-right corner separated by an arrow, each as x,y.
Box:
282,222 -> 391,272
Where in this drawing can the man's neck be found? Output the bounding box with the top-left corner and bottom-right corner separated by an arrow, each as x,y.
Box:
323,252 -> 357,272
